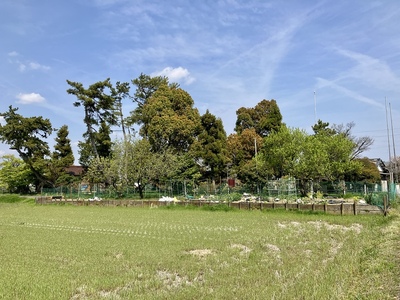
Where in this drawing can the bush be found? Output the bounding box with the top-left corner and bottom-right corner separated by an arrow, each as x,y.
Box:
219,192 -> 242,202
0,194 -> 26,203
201,203 -> 235,212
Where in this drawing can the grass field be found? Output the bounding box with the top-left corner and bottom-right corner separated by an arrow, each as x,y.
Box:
0,196 -> 399,299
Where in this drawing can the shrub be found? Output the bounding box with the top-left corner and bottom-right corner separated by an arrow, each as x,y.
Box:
0,194 -> 26,203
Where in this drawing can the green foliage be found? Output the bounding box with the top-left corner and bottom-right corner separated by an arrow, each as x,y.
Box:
67,78 -> 116,160
219,192 -> 242,202
108,138 -> 182,198
262,125 -> 359,195
0,106 -> 53,190
0,194 -> 27,203
345,157 -> 381,183
191,110 -> 227,182
133,84 -> 201,153
52,125 -> 74,164
50,125 -> 75,186
200,203 -> 235,211
0,155 -> 34,193
226,128 -> 267,185
365,192 -> 386,206
235,99 -> 282,137
312,119 -> 336,136
262,125 -> 307,178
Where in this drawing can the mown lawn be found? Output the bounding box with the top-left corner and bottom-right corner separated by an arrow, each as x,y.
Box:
0,199 -> 399,299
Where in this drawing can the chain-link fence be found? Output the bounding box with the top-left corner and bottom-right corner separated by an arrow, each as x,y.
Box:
41,179 -> 398,206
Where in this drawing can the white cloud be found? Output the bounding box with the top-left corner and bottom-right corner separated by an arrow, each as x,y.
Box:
16,93 -> 46,104
28,62 -> 51,71
7,54 -> 51,72
8,51 -> 19,57
152,67 -> 195,85
0,116 -> 5,125
18,62 -> 26,72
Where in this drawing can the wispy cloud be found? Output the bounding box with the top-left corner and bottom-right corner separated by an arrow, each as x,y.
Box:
8,53 -> 51,73
8,51 -> 19,57
16,93 -> 46,104
335,48 -> 400,92
316,77 -> 384,109
151,67 -> 195,85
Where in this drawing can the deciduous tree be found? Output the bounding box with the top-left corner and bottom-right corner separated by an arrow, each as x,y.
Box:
0,155 -> 34,193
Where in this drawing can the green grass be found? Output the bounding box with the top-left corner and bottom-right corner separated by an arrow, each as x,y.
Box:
0,202 -> 399,299
0,193 -> 34,203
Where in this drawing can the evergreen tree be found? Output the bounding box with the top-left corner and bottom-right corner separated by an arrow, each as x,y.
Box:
191,110 -> 227,185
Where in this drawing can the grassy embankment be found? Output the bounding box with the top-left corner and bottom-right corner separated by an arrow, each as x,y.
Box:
0,194 -> 399,299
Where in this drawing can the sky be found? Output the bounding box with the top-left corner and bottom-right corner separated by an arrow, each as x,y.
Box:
1,0 -> 400,164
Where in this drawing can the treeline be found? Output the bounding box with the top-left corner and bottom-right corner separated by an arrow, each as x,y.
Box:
0,74 -> 380,196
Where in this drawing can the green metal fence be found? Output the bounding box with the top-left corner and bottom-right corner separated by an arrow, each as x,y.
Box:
41,179 -> 398,206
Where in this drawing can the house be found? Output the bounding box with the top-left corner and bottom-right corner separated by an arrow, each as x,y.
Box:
65,165 -> 85,177
370,158 -> 390,181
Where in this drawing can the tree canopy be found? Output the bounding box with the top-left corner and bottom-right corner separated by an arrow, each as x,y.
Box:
0,73 -> 379,196
235,99 -> 283,137
134,84 -> 201,153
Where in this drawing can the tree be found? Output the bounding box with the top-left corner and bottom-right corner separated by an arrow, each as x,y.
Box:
191,110 -> 227,186
66,79 -> 116,159
85,156 -> 116,190
135,84 -> 201,153
111,81 -> 131,141
128,74 -> 179,135
262,125 -> 358,195
332,122 -> 373,159
96,120 -> 113,158
344,157 -> 380,183
77,121 -> 113,168
131,73 -> 172,108
0,155 -> 34,193
235,99 -> 283,137
226,128 -> 264,184
50,125 -> 75,186
110,138 -> 180,199
0,106 -> 53,190
312,119 -> 336,136
261,126 -> 307,179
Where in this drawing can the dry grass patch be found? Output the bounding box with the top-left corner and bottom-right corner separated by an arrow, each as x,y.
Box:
186,249 -> 213,258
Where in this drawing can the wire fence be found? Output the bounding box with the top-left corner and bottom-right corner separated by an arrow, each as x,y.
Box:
41,179 -> 399,206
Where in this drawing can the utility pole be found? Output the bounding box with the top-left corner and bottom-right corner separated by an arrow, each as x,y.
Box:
385,98 -> 393,200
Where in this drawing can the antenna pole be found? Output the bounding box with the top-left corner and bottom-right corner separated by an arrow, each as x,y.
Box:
389,102 -> 398,183
314,90 -> 317,124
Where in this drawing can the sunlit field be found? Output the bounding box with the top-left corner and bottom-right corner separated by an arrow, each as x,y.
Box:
0,199 -> 399,299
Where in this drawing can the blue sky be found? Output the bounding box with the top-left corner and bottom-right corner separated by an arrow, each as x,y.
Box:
1,0 -> 399,164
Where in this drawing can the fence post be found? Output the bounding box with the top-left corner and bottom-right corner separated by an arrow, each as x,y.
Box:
340,203 -> 344,215
383,195 -> 388,217
353,202 -> 357,215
